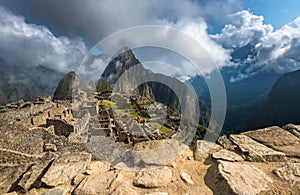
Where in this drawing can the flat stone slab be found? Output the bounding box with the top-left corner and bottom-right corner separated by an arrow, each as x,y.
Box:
274,163 -> 300,188
212,149 -> 244,162
217,160 -> 273,195
229,134 -> 286,162
133,166 -> 172,188
243,126 -> 300,157
41,152 -> 91,187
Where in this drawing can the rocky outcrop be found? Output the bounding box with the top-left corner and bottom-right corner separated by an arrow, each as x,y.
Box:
216,160 -> 273,195
283,123 -> 300,138
41,152 -> 91,187
229,134 -> 286,162
194,140 -> 221,161
243,126 -> 300,157
42,187 -> 69,195
0,164 -> 31,194
73,171 -> 122,195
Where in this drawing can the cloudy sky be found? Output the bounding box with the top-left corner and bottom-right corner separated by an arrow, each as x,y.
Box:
0,0 -> 300,80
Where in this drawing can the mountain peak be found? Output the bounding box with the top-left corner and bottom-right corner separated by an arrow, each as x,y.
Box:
53,71 -> 80,101
101,47 -> 140,84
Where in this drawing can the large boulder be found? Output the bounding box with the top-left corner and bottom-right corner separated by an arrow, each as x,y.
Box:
229,134 -> 286,162
133,166 -> 172,188
217,160 -> 273,195
243,126 -> 300,157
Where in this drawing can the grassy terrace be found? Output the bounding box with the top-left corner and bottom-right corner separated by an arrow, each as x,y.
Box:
98,100 -> 172,133
99,100 -> 116,108
148,121 -> 172,133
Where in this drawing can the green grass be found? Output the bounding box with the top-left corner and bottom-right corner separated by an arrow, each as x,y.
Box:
149,121 -> 172,133
129,111 -> 147,120
99,100 -> 116,108
159,125 -> 172,133
129,104 -> 136,111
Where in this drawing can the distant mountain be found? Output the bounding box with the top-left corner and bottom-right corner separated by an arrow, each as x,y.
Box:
99,48 -> 155,101
53,71 -> 78,101
0,58 -> 63,105
190,42 -> 282,134
98,48 -> 211,126
246,69 -> 300,129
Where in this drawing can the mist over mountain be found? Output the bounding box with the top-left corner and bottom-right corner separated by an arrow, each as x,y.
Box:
0,58 -> 63,105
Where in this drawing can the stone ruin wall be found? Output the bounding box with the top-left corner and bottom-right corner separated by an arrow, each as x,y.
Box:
20,104 -> 73,128
46,118 -> 74,137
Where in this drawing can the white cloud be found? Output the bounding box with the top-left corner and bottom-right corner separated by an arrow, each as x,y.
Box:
212,10 -> 273,49
84,18 -> 231,81
1,0 -> 242,43
254,18 -> 300,72
0,6 -> 87,72
214,10 -> 300,75
172,18 -> 231,68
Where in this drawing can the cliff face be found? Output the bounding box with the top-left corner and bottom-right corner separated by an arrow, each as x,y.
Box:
246,69 -> 300,130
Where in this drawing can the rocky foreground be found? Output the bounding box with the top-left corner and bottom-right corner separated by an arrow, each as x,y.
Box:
1,99 -> 300,194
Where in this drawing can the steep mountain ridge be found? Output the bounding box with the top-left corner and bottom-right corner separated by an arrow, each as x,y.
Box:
246,69 -> 300,129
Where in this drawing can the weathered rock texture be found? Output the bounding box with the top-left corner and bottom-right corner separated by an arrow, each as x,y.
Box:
229,134 -> 286,162
217,160 -> 273,195
243,126 -> 300,157
133,166 -> 172,188
274,163 -> 300,188
212,149 -> 244,162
